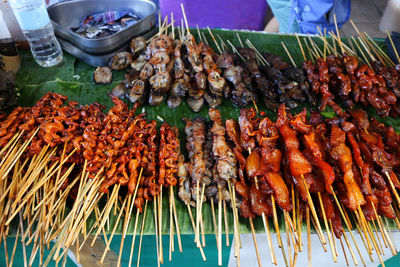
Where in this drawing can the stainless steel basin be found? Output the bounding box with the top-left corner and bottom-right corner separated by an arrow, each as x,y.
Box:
47,0 -> 157,54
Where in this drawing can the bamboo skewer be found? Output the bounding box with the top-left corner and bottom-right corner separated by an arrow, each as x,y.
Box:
339,235 -> 350,266
357,207 -> 385,267
158,190 -> 164,264
249,217 -> 262,267
170,187 -> 182,254
330,186 -> 364,266
210,199 -> 218,241
284,211 -> 293,267
386,30 -> 400,63
329,220 -> 338,257
199,184 -> 206,247
117,194 -> 133,267
217,186 -> 223,266
128,209 -> 141,267
169,186 -> 174,261
306,207 -> 311,267
137,200 -> 148,267
223,200 -> 229,247
300,174 -> 326,244
272,195 -> 289,267
153,197 -> 160,267
317,192 -> 337,262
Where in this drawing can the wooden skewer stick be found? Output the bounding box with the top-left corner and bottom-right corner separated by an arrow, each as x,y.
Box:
117,194 -> 133,267
350,37 -> 371,67
262,212 -> 277,265
386,30 -> 400,64
159,189 -> 164,264
137,200 -> 148,267
210,199 -> 218,241
372,205 -> 389,249
169,186 -> 174,261
187,205 -> 207,260
329,186 -> 362,265
357,207 -> 385,267
333,14 -> 344,54
353,211 -> 374,261
99,196 -> 128,264
300,174 -> 326,244
249,217 -> 262,267
371,220 -> 384,255
281,42 -> 297,67
3,235 -> 9,267
384,171 -> 400,210
223,200 -> 229,247
18,212 -> 28,267
252,175 -> 279,265
207,26 -> 222,54
199,184 -> 206,247
306,207 -> 311,267
230,186 -> 241,266
271,195 -> 289,267
128,209 -> 141,267
153,196 -> 160,267
295,34 -> 307,61
283,211 -> 293,267
329,220 -> 338,257
236,33 -> 244,47
317,192 -> 337,262
217,186 -> 223,266
339,235 -> 350,266
180,3 -> 190,34
9,225 -> 20,267
364,32 -> 394,66
195,180 -> 200,247
378,215 -> 397,256
196,24 -> 202,42
171,186 -> 182,252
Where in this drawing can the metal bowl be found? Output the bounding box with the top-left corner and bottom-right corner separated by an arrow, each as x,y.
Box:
48,0 -> 157,54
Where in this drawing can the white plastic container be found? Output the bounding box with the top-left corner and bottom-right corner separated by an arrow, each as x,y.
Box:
379,0 -> 400,33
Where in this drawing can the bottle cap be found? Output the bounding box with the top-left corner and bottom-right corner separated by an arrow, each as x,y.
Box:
0,10 -> 12,40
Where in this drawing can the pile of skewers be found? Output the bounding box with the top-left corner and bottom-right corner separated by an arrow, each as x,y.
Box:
0,92 -> 186,267
1,96 -> 400,267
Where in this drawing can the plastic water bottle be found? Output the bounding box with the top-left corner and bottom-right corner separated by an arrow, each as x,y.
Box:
9,0 -> 62,67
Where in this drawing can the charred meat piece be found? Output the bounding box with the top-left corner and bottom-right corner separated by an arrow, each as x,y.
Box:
149,72 -> 172,95
204,91 -> 222,108
148,91 -> 165,106
187,96 -> 204,112
128,80 -> 146,104
109,52 -> 133,70
111,82 -> 127,99
130,36 -> 147,54
167,95 -> 182,109
93,66 -> 113,85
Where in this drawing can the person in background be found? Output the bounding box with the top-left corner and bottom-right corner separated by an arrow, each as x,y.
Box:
159,0 -> 268,31
265,0 -> 351,34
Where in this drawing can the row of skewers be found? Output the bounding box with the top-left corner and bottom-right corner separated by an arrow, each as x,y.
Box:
0,92 -> 187,267
103,13 -> 400,121
1,90 -> 400,267
176,102 -> 400,267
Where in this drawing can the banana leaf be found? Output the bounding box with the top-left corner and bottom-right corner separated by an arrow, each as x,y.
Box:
14,29 -> 400,235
